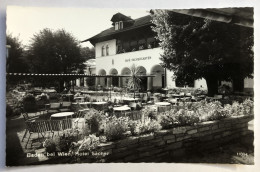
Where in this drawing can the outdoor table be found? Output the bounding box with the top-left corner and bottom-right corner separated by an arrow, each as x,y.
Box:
113,106 -> 131,111
51,112 -> 74,119
72,102 -> 91,110
79,102 -> 92,108
92,102 -> 107,111
123,97 -> 140,104
155,102 -> 171,106
162,88 -> 169,95
74,96 -> 85,102
113,106 -> 131,117
78,108 -> 90,118
172,94 -> 181,98
168,98 -> 178,105
155,102 -> 171,112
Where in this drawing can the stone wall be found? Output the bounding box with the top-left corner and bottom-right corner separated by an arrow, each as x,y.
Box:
95,115 -> 253,162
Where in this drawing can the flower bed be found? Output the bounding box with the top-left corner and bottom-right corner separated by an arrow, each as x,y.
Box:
33,99 -> 253,164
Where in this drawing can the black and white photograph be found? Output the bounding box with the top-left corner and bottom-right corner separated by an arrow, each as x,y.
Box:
3,2 -> 256,168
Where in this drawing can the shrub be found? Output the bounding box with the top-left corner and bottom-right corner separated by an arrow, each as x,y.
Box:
87,109 -> 106,134
206,109 -> 230,121
129,119 -> 161,136
104,116 -> 129,141
77,134 -> 100,153
82,124 -> 90,137
99,135 -> 107,143
218,84 -> 232,95
86,77 -> 95,87
43,139 -> 56,153
128,120 -> 140,136
6,104 -> 14,118
12,107 -> 22,117
48,93 -> 61,101
141,119 -> 161,134
242,99 -> 254,115
158,109 -> 178,129
175,109 -> 200,126
141,107 -> 157,121
85,94 -> 91,102
23,93 -> 37,112
53,134 -> 76,152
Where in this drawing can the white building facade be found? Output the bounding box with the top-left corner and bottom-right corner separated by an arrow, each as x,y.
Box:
83,13 -> 253,92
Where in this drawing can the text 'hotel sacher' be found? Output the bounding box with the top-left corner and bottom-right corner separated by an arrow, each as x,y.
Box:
82,12 -> 253,92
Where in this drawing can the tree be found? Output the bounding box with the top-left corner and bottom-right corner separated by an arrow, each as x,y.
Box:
151,10 -> 253,96
27,28 -> 85,89
128,64 -> 142,99
6,34 -> 28,73
81,47 -> 95,75
28,28 -> 85,73
80,47 -> 95,61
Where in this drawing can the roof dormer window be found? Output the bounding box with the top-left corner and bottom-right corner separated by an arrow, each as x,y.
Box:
119,21 -> 123,29
115,21 -> 123,30
115,22 -> 119,30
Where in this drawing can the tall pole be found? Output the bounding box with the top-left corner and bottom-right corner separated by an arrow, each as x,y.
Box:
6,45 -> 11,72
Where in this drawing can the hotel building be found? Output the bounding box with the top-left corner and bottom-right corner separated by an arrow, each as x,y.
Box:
83,13 -> 253,92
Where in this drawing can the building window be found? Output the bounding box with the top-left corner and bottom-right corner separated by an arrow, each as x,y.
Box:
115,22 -> 119,30
102,46 -> 105,56
106,45 -> 109,56
119,21 -> 123,29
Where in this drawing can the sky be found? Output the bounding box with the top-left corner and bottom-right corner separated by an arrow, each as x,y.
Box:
6,6 -> 149,48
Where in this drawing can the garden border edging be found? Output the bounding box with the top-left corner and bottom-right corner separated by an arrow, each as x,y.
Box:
95,115 -> 253,162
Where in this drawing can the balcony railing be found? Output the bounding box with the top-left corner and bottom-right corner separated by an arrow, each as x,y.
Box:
117,42 -> 159,54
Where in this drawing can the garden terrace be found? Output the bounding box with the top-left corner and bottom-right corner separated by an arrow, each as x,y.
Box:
17,114 -> 253,164
6,93 -> 254,164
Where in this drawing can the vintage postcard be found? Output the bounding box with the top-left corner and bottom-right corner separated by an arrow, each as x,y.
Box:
5,6 -> 254,166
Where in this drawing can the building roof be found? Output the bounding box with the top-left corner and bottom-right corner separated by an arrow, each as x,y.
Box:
110,12 -> 133,23
82,15 -> 152,44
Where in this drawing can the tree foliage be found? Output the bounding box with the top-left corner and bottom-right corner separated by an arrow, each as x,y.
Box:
80,47 -> 95,61
27,28 -> 85,74
151,10 -> 253,96
6,34 -> 28,73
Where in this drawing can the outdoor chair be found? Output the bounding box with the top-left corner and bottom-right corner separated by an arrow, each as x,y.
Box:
59,102 -> 72,112
36,100 -> 47,115
157,106 -> 170,113
185,93 -> 192,97
125,110 -> 143,121
142,95 -> 148,105
22,120 -> 52,148
47,102 -> 61,114
22,112 -> 39,122
74,109 -> 88,124
179,92 -> 185,97
50,118 -> 74,136
129,102 -> 137,110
